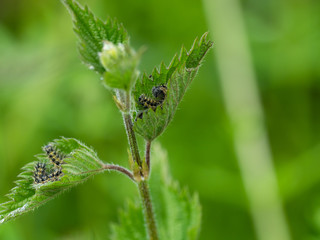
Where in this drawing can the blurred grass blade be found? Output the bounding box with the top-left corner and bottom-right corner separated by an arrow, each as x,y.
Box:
133,33 -> 213,141
111,143 -> 201,240
62,0 -> 129,74
0,137 -> 105,224
202,0 -> 291,239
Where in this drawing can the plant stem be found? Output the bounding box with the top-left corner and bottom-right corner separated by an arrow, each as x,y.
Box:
138,181 -> 159,240
123,114 -> 143,167
102,164 -> 134,181
121,90 -> 159,240
145,140 -> 151,172
122,91 -> 142,168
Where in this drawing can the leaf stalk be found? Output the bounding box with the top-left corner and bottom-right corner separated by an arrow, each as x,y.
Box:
102,164 -> 134,181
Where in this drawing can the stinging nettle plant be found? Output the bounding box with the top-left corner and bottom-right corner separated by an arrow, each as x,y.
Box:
0,0 -> 213,239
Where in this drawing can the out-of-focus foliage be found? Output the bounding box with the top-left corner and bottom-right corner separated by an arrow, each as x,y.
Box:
0,0 -> 319,239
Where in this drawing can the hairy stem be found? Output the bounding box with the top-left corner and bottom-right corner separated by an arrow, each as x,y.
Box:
123,114 -> 143,167
146,140 -> 151,173
122,91 -> 142,167
121,90 -> 159,240
139,181 -> 159,240
102,164 -> 134,181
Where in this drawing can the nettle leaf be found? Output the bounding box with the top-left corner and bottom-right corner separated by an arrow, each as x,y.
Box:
62,0 -> 129,74
0,137 -> 105,224
111,143 -> 201,240
133,33 -> 213,141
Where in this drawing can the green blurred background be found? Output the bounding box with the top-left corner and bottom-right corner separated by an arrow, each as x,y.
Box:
0,0 -> 320,239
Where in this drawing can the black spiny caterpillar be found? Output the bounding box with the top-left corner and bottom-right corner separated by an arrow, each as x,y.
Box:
152,84 -> 167,104
43,144 -> 65,167
33,163 -> 64,184
138,94 -> 159,111
138,84 -> 167,111
33,162 -> 48,184
33,145 -> 65,184
47,168 -> 63,182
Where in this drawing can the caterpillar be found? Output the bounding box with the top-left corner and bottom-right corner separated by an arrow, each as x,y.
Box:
138,94 -> 159,111
137,84 -> 167,120
33,162 -> 64,184
47,168 -> 63,182
33,144 -> 65,184
152,84 -> 167,104
43,144 -> 65,167
138,84 -> 167,110
33,162 -> 48,184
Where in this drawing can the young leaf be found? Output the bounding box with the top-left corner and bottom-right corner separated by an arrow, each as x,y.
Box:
0,137 -> 105,224
99,41 -> 141,91
111,143 -> 202,240
133,33 -> 213,141
62,0 -> 129,75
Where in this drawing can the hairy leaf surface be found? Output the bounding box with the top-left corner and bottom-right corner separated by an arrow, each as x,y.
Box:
111,143 -> 201,240
133,33 -> 213,141
0,138 -> 104,224
62,0 -> 129,74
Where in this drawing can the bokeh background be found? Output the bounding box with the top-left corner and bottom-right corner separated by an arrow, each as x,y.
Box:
0,0 -> 320,239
